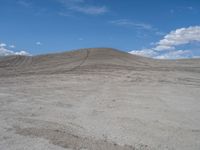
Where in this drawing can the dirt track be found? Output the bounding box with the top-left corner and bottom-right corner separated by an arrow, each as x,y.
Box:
0,48 -> 200,150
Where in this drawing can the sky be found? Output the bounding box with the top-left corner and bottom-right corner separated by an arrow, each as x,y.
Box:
0,0 -> 200,59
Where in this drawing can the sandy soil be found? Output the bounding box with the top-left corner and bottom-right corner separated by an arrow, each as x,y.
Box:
0,48 -> 200,150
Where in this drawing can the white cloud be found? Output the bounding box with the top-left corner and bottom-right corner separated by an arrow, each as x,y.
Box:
0,43 -> 30,56
155,50 -> 191,59
129,26 -> 200,59
9,45 -> 16,48
155,26 -> 200,51
71,5 -> 108,15
0,43 -> 7,47
110,19 -> 153,30
15,51 -> 30,56
58,0 -> 108,15
36,41 -> 42,45
129,49 -> 157,57
129,49 -> 192,59
154,45 -> 175,51
0,47 -> 14,56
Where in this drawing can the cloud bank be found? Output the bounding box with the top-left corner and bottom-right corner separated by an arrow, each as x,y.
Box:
130,26 -> 200,59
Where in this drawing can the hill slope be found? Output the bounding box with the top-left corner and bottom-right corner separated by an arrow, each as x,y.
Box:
0,48 -> 200,76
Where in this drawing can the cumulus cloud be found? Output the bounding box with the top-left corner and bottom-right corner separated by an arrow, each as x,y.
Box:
58,0 -> 108,15
155,26 -> 200,51
129,26 -> 200,59
0,43 -> 30,57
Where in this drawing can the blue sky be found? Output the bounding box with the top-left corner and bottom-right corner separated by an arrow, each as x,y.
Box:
0,0 -> 200,59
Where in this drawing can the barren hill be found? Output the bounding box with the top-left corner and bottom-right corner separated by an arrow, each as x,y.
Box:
0,48 -> 151,76
0,48 -> 200,77
0,48 -> 200,150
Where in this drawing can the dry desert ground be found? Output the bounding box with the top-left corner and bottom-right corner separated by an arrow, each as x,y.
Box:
0,48 -> 200,150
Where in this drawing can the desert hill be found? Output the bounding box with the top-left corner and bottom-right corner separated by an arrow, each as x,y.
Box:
0,48 -> 200,77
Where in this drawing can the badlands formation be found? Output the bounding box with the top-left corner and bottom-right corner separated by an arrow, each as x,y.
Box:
0,48 -> 200,150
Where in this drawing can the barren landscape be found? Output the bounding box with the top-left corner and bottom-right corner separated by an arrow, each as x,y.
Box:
0,48 -> 200,150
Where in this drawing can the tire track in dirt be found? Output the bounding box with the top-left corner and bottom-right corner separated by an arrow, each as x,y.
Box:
65,49 -> 90,72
